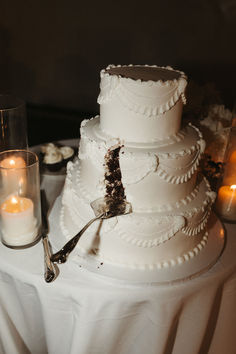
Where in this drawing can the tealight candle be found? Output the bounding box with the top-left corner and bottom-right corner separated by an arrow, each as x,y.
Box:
0,156 -> 26,196
0,195 -> 37,246
215,185 -> 236,221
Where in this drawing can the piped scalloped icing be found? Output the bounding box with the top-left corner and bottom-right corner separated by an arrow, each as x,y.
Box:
79,117 -> 205,187
75,154 -> 208,214
114,214 -> 186,247
59,64 -> 216,272
61,156 -> 214,270
84,115 -> 187,147
98,64 -> 187,116
92,233 -> 209,270
119,124 -> 205,186
60,191 -> 209,270
98,65 -> 188,143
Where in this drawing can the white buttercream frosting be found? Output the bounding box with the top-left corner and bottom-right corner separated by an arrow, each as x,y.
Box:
59,64 -> 215,271
98,64 -> 187,116
61,157 -> 214,268
59,146 -> 74,159
41,143 -> 57,154
98,65 -> 188,143
43,147 -> 63,164
41,143 -> 74,164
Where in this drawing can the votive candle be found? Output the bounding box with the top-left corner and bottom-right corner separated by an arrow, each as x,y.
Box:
215,185 -> 236,221
0,195 -> 37,246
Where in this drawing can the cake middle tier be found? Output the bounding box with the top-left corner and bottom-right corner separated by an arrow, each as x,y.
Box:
78,116 -> 206,212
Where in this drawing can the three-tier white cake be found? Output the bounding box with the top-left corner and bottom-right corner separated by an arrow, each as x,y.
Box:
60,64 -> 216,270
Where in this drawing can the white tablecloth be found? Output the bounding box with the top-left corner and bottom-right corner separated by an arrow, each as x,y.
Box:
0,150 -> 236,354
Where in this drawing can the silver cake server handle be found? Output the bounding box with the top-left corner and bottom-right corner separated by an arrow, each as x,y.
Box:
51,197 -> 132,264
50,212 -> 104,264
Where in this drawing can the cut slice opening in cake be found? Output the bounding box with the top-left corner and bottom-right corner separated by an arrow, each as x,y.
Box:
104,145 -> 127,216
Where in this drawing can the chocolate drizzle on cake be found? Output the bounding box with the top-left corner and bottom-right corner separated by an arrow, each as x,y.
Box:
104,146 -> 126,216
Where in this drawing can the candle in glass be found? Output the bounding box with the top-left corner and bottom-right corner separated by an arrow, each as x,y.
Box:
215,185 -> 236,221
0,195 -> 37,246
0,150 -> 41,248
0,155 -> 26,196
0,94 -> 28,152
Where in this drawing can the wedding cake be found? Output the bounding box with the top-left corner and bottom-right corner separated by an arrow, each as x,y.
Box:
60,64 -> 216,270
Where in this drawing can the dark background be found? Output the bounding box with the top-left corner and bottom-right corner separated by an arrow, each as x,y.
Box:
1,0 -> 236,146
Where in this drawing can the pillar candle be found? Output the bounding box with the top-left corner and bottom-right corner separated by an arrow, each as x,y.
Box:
0,195 -> 37,246
215,185 -> 236,221
0,156 -> 26,197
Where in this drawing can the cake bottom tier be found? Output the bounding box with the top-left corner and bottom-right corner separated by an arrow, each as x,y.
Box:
60,161 -> 216,270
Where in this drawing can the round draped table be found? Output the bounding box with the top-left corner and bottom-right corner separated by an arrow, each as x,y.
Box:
0,141 -> 236,354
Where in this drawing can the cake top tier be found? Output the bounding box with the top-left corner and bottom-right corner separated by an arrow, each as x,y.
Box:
98,64 -> 188,143
105,65 -> 182,82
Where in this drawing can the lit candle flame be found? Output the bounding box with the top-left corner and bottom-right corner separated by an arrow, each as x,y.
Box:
1,195 -> 32,213
220,228 -> 224,239
9,159 -> 16,166
230,185 -> 236,190
11,196 -> 18,204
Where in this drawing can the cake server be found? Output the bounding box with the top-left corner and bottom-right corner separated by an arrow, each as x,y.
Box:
50,197 -> 132,264
41,190 -> 59,282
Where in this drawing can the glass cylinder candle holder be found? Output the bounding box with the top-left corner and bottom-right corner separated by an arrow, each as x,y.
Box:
0,150 -> 41,248
215,127 -> 236,222
0,94 -> 28,151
